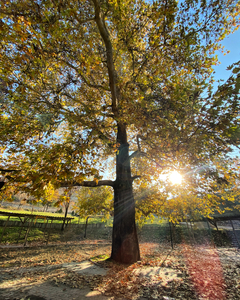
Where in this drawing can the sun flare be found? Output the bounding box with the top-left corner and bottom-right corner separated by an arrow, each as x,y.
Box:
169,171 -> 183,185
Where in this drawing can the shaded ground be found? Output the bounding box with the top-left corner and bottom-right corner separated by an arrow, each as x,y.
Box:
0,240 -> 112,300
0,226 -> 240,299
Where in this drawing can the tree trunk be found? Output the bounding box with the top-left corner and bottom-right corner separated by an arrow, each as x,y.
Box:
111,124 -> 140,264
61,201 -> 70,231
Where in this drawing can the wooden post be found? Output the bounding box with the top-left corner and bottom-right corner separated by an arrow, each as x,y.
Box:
169,221 -> 173,249
24,217 -> 34,246
190,221 -> 196,244
84,216 -> 90,238
206,219 -> 211,235
186,220 -> 191,242
46,219 -> 53,245
206,219 -> 215,247
230,220 -> 240,248
43,218 -> 49,241
17,216 -> 26,244
0,216 -> 10,243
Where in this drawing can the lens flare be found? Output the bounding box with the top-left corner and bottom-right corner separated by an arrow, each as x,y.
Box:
169,171 -> 182,184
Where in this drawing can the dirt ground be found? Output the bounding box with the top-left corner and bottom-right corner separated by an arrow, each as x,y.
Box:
1,240 -> 240,299
0,239 -> 113,300
1,227 -> 240,300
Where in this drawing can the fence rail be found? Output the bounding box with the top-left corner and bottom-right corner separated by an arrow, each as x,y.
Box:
0,220 -> 105,230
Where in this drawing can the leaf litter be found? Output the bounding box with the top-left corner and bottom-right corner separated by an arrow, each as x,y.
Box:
0,239 -> 240,299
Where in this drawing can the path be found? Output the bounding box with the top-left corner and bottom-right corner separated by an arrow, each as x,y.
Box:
0,261 -> 114,300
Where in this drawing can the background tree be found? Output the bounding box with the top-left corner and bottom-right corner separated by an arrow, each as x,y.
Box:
41,182 -> 59,212
0,0 -> 239,263
74,186 -> 113,220
54,187 -> 73,230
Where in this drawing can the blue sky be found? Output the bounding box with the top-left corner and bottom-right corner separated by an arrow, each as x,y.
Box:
212,28 -> 240,158
213,28 -> 240,84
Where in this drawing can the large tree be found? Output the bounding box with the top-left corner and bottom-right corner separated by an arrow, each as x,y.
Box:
0,0 -> 239,263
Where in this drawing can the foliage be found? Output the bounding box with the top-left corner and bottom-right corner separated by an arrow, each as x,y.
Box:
133,157 -> 240,223
133,182 -> 167,226
40,181 -> 60,210
54,188 -> 71,209
0,0 -> 239,185
0,184 -> 17,203
74,186 -> 113,219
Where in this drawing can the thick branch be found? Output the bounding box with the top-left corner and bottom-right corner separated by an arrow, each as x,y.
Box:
70,16 -> 96,26
0,168 -> 19,173
128,149 -> 171,169
60,180 -> 114,188
92,0 -> 118,116
129,150 -> 146,161
137,135 -> 141,152
0,182 -> 5,190
131,175 -> 141,181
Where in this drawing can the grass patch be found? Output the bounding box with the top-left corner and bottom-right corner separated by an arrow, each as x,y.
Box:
0,226 -> 62,245
0,208 -> 65,218
90,254 -> 110,262
0,227 -> 42,244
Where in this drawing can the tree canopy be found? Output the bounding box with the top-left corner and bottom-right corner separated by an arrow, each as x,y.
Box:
0,0 -> 240,263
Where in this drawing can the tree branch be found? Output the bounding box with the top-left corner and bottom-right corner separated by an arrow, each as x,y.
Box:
128,148 -> 171,169
60,180 -> 114,188
0,182 -> 5,190
0,168 -> 19,173
137,135 -> 141,152
128,150 -> 145,161
60,59 -> 110,91
131,175 -> 141,181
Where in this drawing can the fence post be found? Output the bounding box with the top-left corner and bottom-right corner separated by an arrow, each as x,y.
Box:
230,220 -> 240,248
169,221 -> 174,249
0,216 -> 10,243
24,217 -> 34,246
84,216 -> 90,238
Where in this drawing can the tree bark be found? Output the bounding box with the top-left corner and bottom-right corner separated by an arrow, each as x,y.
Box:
111,124 -> 140,263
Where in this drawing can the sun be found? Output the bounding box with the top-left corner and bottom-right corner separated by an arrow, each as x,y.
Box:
168,171 -> 183,185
